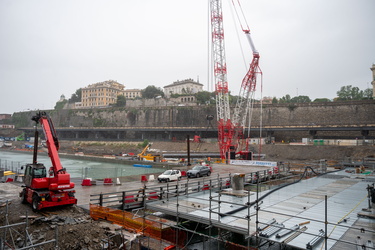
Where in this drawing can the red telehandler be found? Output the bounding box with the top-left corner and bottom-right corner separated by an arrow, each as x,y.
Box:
20,112 -> 77,211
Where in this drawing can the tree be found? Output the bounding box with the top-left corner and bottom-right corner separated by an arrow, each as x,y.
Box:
69,89 -> 82,103
363,88 -> 373,99
336,85 -> 363,100
195,91 -> 215,105
54,99 -> 67,110
291,95 -> 311,103
141,85 -> 164,99
279,94 -> 291,103
140,139 -> 149,149
313,98 -> 331,103
272,97 -> 278,104
115,95 -> 126,107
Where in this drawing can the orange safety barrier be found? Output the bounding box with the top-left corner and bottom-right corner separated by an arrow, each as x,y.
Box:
141,175 -> 148,182
90,204 -> 186,247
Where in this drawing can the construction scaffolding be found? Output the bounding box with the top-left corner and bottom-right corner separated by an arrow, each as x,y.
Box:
89,163 -> 375,249
0,201 -> 58,250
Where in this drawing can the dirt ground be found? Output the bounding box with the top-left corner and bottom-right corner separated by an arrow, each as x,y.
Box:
0,183 -> 135,249
1,140 -> 374,249
38,140 -> 375,162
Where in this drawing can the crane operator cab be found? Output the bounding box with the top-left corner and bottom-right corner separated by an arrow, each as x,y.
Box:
23,163 -> 49,190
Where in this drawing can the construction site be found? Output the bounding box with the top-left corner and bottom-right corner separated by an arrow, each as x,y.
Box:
1,0 -> 374,248
0,142 -> 375,249
87,160 -> 375,250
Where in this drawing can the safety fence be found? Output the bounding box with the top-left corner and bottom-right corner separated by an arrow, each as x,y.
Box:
90,174 -> 234,209
0,159 -> 22,172
89,164 -> 299,210
0,159 -> 23,182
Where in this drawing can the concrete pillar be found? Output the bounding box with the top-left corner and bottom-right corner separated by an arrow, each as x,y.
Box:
232,173 -> 245,191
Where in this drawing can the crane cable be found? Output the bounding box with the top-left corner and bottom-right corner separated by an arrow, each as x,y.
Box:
231,0 -> 250,32
228,0 -> 248,69
207,0 -> 213,92
230,0 -> 264,150
258,73 -> 263,158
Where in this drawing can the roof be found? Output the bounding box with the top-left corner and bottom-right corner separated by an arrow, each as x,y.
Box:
146,170 -> 374,249
164,79 -> 203,88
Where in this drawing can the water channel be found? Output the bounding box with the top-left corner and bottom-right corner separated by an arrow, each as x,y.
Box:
0,150 -> 164,179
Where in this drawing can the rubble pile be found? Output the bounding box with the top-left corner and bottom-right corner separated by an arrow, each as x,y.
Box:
0,188 -> 140,249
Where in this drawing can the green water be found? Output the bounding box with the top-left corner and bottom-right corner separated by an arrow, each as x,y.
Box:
0,150 -> 164,179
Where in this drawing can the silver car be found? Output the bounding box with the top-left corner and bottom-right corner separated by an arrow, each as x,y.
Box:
187,165 -> 211,178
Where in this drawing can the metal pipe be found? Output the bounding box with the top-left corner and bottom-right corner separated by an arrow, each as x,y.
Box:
306,229 -> 325,249
32,130 -> 39,164
325,195 -> 328,250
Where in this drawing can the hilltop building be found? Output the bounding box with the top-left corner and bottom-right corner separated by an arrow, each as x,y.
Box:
0,114 -> 12,121
124,89 -> 142,99
163,78 -> 203,98
58,94 -> 66,102
81,80 -> 125,108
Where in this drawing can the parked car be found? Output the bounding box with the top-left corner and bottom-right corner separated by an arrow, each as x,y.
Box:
187,165 -> 211,178
157,170 -> 182,182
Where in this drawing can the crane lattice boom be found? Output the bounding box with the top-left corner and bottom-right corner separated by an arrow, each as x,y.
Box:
211,0 -> 261,159
210,0 -> 232,159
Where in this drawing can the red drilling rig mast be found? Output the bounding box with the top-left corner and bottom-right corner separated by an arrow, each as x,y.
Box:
210,0 -> 262,160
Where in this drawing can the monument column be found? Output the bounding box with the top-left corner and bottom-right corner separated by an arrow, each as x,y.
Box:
371,64 -> 375,98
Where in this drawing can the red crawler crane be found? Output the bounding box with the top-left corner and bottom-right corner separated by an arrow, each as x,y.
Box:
210,0 -> 262,160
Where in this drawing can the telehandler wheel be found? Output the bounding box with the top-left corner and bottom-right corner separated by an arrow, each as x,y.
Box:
21,189 -> 28,204
32,195 -> 40,212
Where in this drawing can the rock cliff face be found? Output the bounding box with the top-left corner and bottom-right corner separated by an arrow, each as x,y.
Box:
12,100 -> 375,129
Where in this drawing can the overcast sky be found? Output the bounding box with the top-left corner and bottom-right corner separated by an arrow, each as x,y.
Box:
1,0 -> 374,114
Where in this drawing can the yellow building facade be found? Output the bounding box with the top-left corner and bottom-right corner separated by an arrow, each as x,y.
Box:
81,80 -> 125,108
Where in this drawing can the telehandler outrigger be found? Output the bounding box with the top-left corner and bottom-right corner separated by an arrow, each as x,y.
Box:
20,112 -> 77,211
